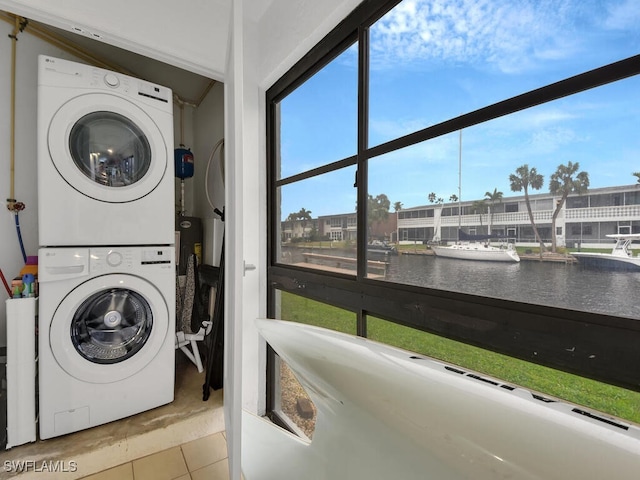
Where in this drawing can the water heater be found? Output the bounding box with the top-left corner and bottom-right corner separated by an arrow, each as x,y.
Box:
176,216 -> 202,276
174,146 -> 194,179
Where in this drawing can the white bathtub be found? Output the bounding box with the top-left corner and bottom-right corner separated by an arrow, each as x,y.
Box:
242,319 -> 640,479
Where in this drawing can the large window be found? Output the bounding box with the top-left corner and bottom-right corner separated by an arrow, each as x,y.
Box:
267,0 -> 640,433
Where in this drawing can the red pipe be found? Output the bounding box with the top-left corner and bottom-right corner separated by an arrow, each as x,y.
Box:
0,267 -> 11,297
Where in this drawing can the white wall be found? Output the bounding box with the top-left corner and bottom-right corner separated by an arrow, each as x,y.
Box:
256,0 -> 363,88
194,82 -> 225,267
0,0 -> 230,80
229,0 -> 363,475
224,3 -> 243,478
174,103 -> 196,217
240,3 -> 266,416
235,0 -> 365,413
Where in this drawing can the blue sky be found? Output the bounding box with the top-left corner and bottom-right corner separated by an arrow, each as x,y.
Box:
279,0 -> 640,220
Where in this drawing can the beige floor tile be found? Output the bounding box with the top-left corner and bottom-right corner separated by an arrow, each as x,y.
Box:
190,459 -> 229,480
181,432 -> 228,472
80,463 -> 134,480
173,475 -> 192,480
132,446 -> 189,480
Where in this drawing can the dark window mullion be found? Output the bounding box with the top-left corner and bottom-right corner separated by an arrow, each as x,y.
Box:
267,100 -> 279,269
275,155 -> 357,187
356,25 -> 370,281
356,25 -> 370,338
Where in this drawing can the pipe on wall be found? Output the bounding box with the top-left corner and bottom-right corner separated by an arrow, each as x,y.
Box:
1,11 -> 216,108
6,15 -> 24,213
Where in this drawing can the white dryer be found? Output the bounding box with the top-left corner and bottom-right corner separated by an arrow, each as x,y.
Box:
37,55 -> 175,247
38,246 -> 175,439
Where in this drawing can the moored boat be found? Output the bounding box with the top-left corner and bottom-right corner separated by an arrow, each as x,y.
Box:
367,240 -> 398,255
571,234 -> 640,271
431,241 -> 520,262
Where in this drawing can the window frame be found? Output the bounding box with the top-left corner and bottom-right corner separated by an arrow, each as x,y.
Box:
266,0 -> 640,423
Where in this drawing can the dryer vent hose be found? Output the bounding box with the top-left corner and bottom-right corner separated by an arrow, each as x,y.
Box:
205,138 -> 225,217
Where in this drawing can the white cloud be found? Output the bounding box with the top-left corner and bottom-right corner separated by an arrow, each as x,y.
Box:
516,108 -> 578,129
369,0 -> 593,73
530,127 -> 579,153
369,117 -> 430,141
604,0 -> 640,30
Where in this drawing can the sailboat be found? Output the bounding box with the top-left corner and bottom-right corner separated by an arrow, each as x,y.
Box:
431,130 -> 520,263
432,230 -> 520,262
571,234 -> 640,271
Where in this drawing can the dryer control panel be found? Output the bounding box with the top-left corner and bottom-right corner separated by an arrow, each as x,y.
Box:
38,55 -> 172,108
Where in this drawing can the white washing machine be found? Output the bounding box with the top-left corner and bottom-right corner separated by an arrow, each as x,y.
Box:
38,246 -> 175,439
37,55 -> 175,247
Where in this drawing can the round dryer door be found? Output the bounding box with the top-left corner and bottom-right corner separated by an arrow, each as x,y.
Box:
50,274 -> 169,384
47,93 -> 168,203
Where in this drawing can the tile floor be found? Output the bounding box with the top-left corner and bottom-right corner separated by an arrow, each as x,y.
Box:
1,354 -> 225,479
79,431 -> 229,480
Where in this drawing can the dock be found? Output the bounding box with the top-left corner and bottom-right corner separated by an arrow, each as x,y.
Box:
400,249 -> 577,263
519,253 -> 577,263
295,253 -> 388,278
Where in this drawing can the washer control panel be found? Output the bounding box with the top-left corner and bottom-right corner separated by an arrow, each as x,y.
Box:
89,247 -> 174,273
90,248 -> 135,273
141,248 -> 173,265
106,250 -> 123,267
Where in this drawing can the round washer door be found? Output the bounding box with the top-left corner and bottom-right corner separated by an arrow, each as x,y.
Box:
47,92 -> 168,203
50,274 -> 169,384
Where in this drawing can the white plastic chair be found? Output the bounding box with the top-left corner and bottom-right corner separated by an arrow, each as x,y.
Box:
175,254 -> 213,373
175,321 -> 212,373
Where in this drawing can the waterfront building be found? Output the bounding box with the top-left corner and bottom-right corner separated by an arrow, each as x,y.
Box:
315,212 -> 398,242
281,218 -> 319,242
398,184 -> 640,249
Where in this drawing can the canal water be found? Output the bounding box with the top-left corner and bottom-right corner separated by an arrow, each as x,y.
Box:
284,247 -> 640,320
386,254 -> 640,319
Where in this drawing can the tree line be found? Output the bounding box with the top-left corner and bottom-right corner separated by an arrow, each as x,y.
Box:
287,167 -> 639,250
428,161 -> 591,253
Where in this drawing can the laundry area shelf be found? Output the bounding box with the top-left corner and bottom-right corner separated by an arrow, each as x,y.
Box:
4,297 -> 37,449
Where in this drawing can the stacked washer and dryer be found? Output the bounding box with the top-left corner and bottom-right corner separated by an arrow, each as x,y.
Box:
36,55 -> 176,439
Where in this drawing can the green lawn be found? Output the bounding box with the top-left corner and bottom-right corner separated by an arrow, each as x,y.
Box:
279,291 -> 640,424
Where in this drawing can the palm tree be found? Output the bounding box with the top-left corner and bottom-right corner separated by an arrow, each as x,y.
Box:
633,172 -> 640,184
484,188 -> 503,233
549,162 -> 589,252
285,212 -> 297,241
509,164 -> 546,253
367,194 -> 391,238
470,200 -> 487,228
393,201 -> 403,212
296,208 -> 312,234
428,192 -> 444,204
